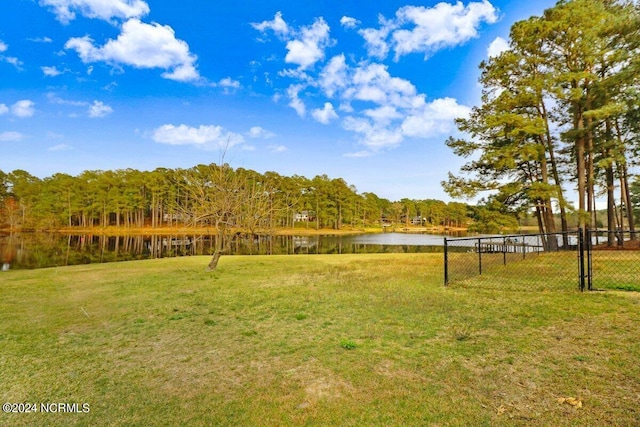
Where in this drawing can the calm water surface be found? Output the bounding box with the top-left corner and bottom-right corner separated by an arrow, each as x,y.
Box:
0,231 -> 468,270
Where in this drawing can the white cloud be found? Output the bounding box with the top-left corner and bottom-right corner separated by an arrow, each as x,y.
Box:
336,64 -> 470,151
284,17 -> 333,70
247,126 -> 276,139
218,77 -> 240,88
359,0 -> 499,61
312,102 -> 338,124
152,124 -> 244,149
348,63 -> 417,108
88,100 -> 113,118
319,54 -> 348,98
2,56 -> 24,70
253,8 -> 475,154
103,81 -> 118,91
487,36 -> 509,58
47,92 -> 89,106
251,11 -> 290,37
42,66 -> 63,77
0,42 -> 23,70
11,100 -> 35,118
268,144 -> 287,153
364,105 -> 402,125
401,97 -> 471,137
0,104 -> 8,115
40,0 -> 150,24
339,102 -> 354,113
278,68 -> 311,81
28,37 -> 53,43
48,143 -> 72,151
217,77 -> 241,94
0,131 -> 25,141
343,150 -> 373,158
287,84 -> 306,117
343,116 -> 404,150
65,18 -> 200,82
392,1 -> 498,60
340,16 -> 359,29
253,13 -> 333,71
361,103 -> 459,149
359,15 -> 395,60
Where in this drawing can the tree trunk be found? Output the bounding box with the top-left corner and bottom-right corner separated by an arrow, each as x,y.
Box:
67,189 -> 72,227
540,101 -> 569,237
537,146 -> 557,248
606,160 -> 616,247
207,250 -> 223,271
621,162 -> 636,239
614,117 -> 636,239
535,205 -> 544,235
575,112 -> 587,228
207,223 -> 228,271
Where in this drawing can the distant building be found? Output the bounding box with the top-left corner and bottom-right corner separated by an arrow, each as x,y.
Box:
294,211 -> 315,222
294,211 -> 308,222
411,216 -> 426,226
400,215 -> 426,226
163,213 -> 190,222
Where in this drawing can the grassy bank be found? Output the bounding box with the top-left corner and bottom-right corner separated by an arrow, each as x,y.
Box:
1,254 -> 639,426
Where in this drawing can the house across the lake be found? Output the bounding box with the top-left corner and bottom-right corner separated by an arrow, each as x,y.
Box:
294,211 -> 315,222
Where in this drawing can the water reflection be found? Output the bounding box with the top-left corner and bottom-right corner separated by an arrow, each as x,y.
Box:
0,232 -> 464,270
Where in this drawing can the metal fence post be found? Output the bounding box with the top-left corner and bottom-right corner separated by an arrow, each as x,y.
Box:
586,229 -> 593,291
503,236 -> 507,266
578,227 -> 585,292
478,238 -> 482,275
444,238 -> 449,286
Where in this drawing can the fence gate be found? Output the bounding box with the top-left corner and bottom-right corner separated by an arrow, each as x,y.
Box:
444,229 -> 592,291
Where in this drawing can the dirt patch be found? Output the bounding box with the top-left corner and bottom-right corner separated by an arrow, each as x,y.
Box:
284,359 -> 354,408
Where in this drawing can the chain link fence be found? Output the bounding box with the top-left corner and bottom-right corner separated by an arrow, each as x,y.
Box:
445,230 -> 640,292
589,230 -> 640,291
444,231 -> 585,291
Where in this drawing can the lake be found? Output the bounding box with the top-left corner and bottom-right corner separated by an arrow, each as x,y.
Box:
0,231 -> 467,270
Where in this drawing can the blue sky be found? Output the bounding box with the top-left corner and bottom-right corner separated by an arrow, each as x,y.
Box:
1,0 -> 557,201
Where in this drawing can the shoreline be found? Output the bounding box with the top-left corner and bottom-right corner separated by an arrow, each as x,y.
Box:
0,225 -> 467,236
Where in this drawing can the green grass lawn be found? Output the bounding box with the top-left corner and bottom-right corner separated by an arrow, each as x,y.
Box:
1,254 -> 639,426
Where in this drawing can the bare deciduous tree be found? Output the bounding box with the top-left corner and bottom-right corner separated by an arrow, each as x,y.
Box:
176,161 -> 276,271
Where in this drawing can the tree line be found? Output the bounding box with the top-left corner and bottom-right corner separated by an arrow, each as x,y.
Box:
0,166 -> 476,234
444,0 -> 640,245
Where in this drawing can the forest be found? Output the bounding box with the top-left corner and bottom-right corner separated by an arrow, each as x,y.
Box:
444,0 -> 640,245
0,167 -> 474,233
